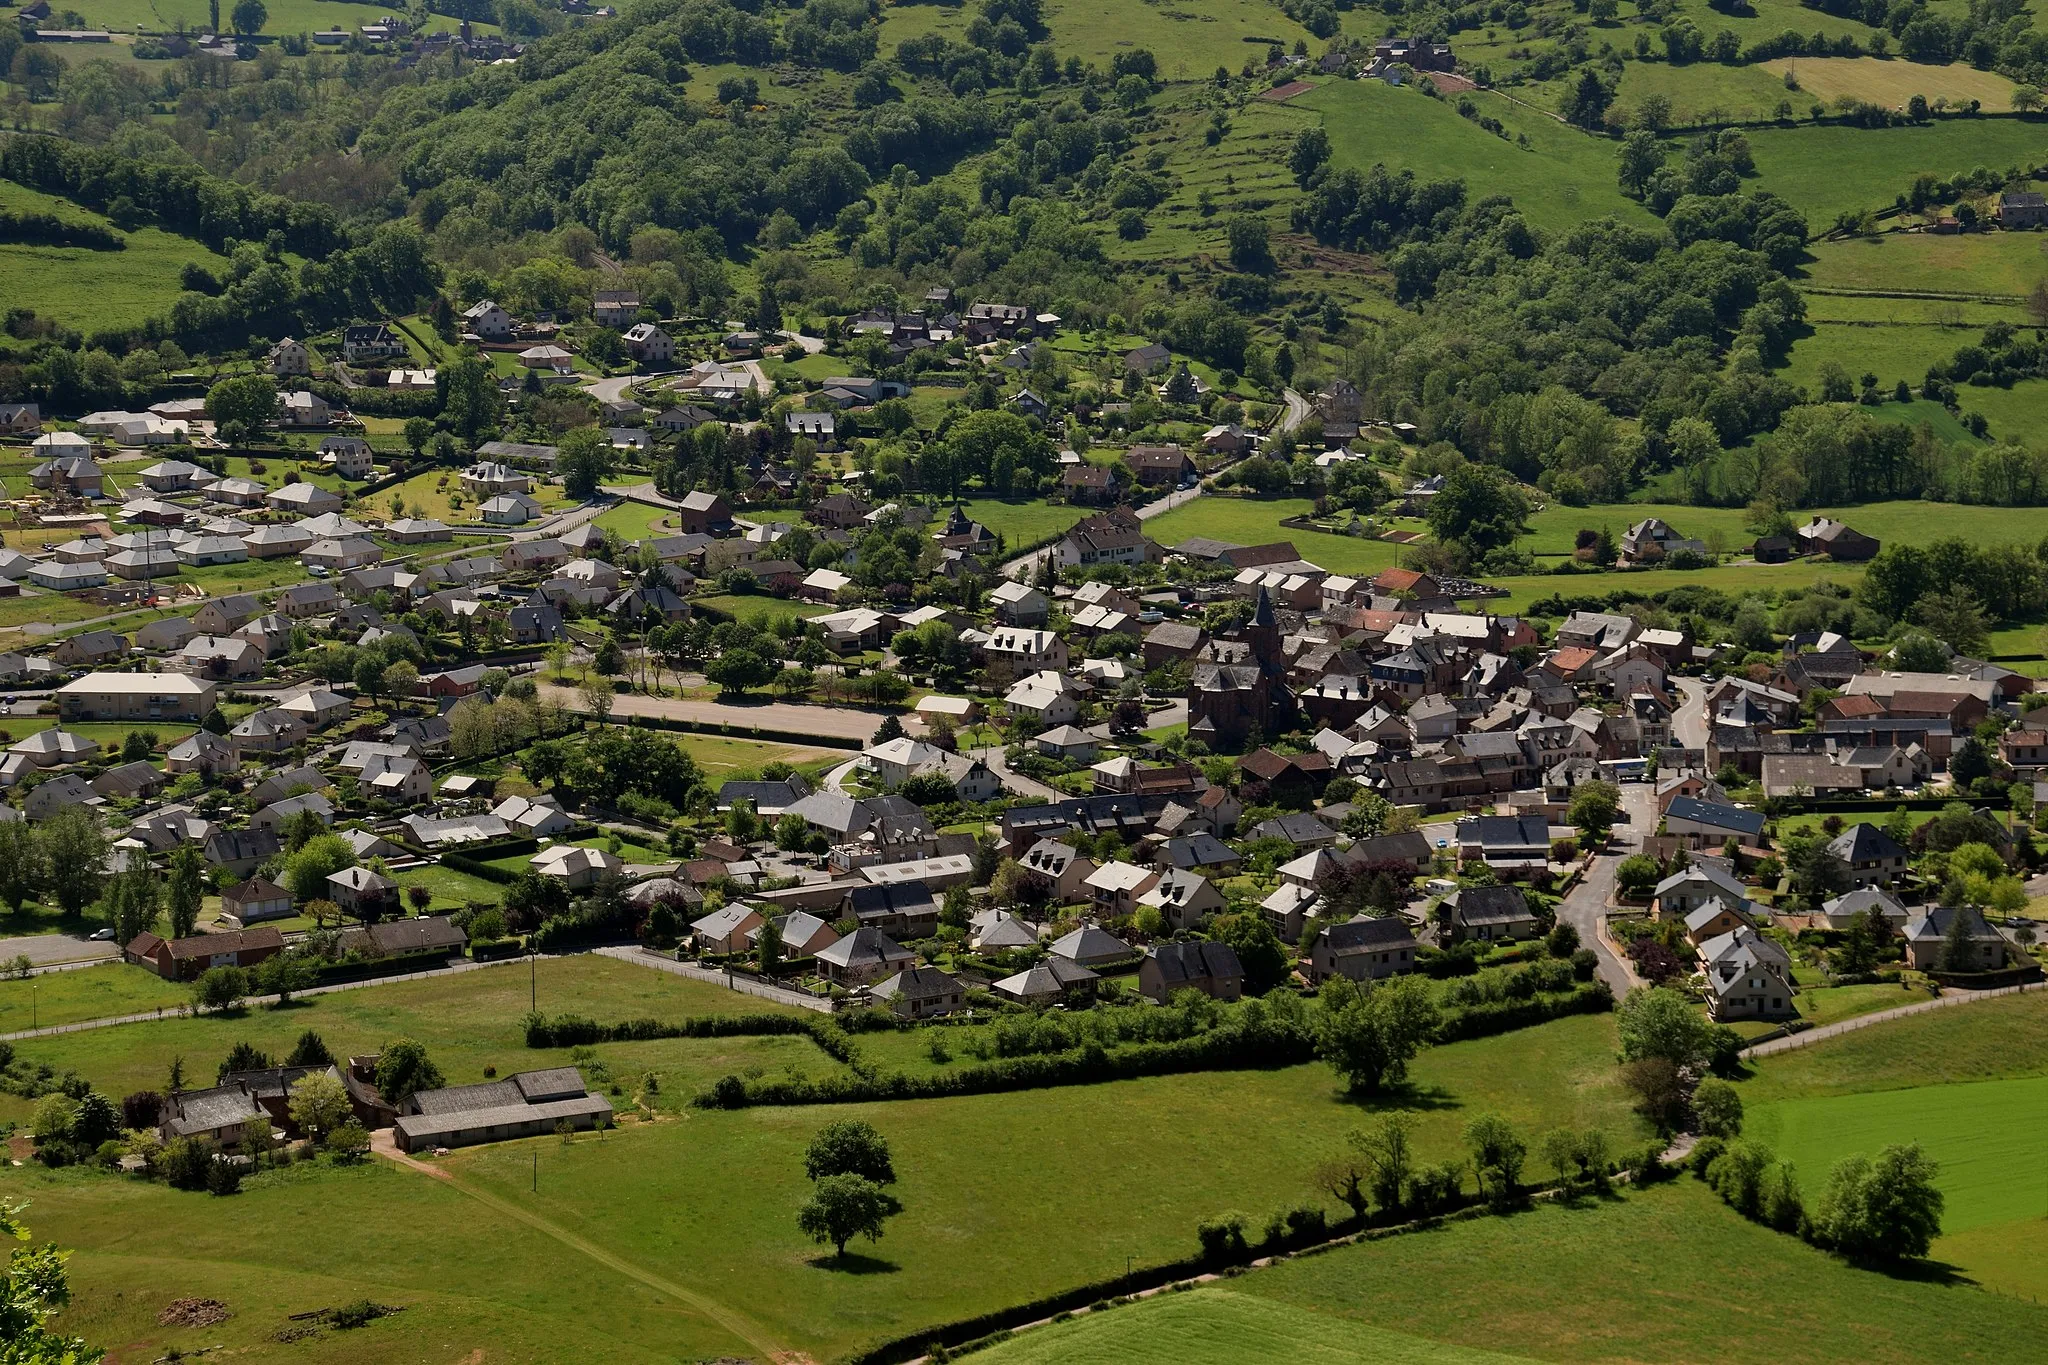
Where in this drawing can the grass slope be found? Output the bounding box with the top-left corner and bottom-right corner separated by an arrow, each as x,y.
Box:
1803,232 -> 2048,296
1746,1074 -> 2048,1235
973,1287 -> 1529,1365
1232,1180 -> 2048,1362
1297,81 -> 1655,236
1744,117 -> 2048,226
0,181 -> 229,334
1739,985 -> 2048,1106
1761,55 -> 2022,113
1143,496 -> 1412,575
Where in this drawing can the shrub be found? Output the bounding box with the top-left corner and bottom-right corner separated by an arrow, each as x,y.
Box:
206,1158 -> 244,1196
1196,1211 -> 1250,1260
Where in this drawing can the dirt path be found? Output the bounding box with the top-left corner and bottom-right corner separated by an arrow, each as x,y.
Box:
375,1131 -> 787,1359
541,682 -> 907,742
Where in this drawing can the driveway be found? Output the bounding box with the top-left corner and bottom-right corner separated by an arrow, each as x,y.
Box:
1672,677 -> 1708,751
541,683 -> 910,743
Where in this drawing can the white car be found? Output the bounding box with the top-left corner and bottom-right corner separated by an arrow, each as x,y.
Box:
88,927 -> 116,941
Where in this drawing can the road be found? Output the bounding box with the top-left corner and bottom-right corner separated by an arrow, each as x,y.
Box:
1279,386 -> 1312,432
540,682 -> 912,743
1672,677 -> 1708,751
1554,774 -> 1657,1000
0,933 -> 116,970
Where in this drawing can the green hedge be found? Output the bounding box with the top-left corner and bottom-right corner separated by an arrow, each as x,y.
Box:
1432,982 -> 1613,1043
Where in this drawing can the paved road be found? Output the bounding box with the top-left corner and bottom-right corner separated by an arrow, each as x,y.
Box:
0,933 -> 116,969
1279,386 -> 1312,432
541,682 -> 909,743
1672,677 -> 1708,752
1554,778 -> 1656,999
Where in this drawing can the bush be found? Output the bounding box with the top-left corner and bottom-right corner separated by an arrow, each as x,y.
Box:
161,1136 -> 214,1190
206,1158 -> 244,1196
1196,1211 -> 1250,1261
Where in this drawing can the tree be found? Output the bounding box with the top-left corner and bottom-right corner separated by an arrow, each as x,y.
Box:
705,648 -> 776,695
1692,1076 -> 1744,1138
287,1072 -> 351,1142
41,807 -> 106,915
0,821 -> 43,913
327,1120 -> 371,1163
1226,213 -> 1273,274
578,678 -> 615,725
166,845 -> 205,940
1813,1143 -> 1944,1260
1424,464 -> 1528,560
439,353 -> 501,442
1938,906 -> 1980,971
1210,912 -> 1291,995
229,0 -> 265,33
103,870 -> 160,949
1351,1112 -> 1416,1212
1313,974 -> 1440,1094
0,1200 -> 105,1365
756,917 -> 783,973
1616,129 -> 1664,197
558,427 -> 613,501
382,660 -> 420,707
804,1120 -> 897,1184
258,952 -> 315,1004
403,416 -> 435,455
1564,67 -> 1613,129
194,965 -> 249,1012
1567,781 -> 1622,844
797,1173 -> 898,1259
374,1038 -> 445,1106
1463,1113 -> 1527,1205
286,1029 -> 333,1066
205,374 -> 276,431
285,833 -> 355,905
353,654 -> 385,706
1617,985 -> 1731,1073
1288,125 -> 1331,187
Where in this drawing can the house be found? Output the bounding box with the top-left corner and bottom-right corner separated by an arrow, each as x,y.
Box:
1017,839 -> 1098,904
252,792 -> 332,835
1665,796 -> 1767,850
1902,904 -> 2012,972
0,404 -> 39,435
1817,887 -> 1909,932
265,482 -> 344,517
1618,518 -> 1706,566
218,877 -> 293,926
1796,517 -> 1880,561
1134,868 -> 1224,932
1682,898 -> 1753,947
480,493 -> 544,526
203,828 -> 282,877
623,321 -> 673,363
385,518 -> 453,545
786,411 -> 836,443
993,957 -> 1099,1006
989,580 -> 1050,627
593,290 -> 641,327
277,391 -> 333,427
1698,926 -> 1798,1021
530,844 -> 623,888
1440,885 -> 1538,944
870,965 -> 963,1019
336,916 -> 467,963
160,1064 -> 344,1148
51,629 -> 127,668
814,927 -> 915,984
1651,862 -> 1750,920
134,617 -> 199,653
56,672 -> 216,722
179,634 -> 264,681
758,911 -> 839,959
1999,190 -> 2048,227
1827,823 -> 1911,888
1310,915 -> 1419,983
392,1068 -> 613,1154
1139,940 -> 1244,1002
325,866 -> 399,918
845,881 -> 940,937
1049,924 -> 1136,968
1126,444 -> 1195,486
674,490 -> 732,536
23,774 -> 95,820
462,299 -> 514,338
691,903 -> 765,955
166,731 -> 239,776
494,794 -> 575,836
1455,815 -> 1552,875
1054,508 -> 1157,570
126,926 -> 284,980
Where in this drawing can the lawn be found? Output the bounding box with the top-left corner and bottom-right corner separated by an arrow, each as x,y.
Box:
1229,1180 -> 2048,1363
962,497 -> 1086,548
1803,231 -> 2048,297
671,732 -> 846,774
1759,56 -> 2022,115
0,182 -> 228,334
1746,1074 -> 2048,1235
389,862 -> 509,911
1144,497 -> 1412,575
377,468 -> 574,526
1296,81 -> 1656,236
0,961 -> 190,1034
1486,560 -> 1864,614
27,1010 -> 1648,1363
692,593 -> 834,627
59,0 -> 483,31
973,1287 -> 1522,1365
1743,117 -> 2048,226
591,498 -> 673,543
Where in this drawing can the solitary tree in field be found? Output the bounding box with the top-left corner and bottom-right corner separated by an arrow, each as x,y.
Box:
805,1121 -> 896,1185
229,0 -> 266,35
797,1174 -> 898,1259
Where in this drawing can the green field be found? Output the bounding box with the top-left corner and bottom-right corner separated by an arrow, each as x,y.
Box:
0,961 -> 190,1035
876,0 -> 1314,77
1231,1180 -> 2048,1362
57,0 -> 482,32
0,181 -> 229,334
20,1006 -> 1649,1362
1760,56 -> 2023,115
974,1287 -> 1524,1365
1612,59 -> 1793,127
1297,81 -> 1656,237
1744,118 -> 2048,227
1748,1075 -> 2047,1235
1803,232 -> 2048,296
693,593 -> 834,627
591,498 -> 673,543
1742,982 -> 2048,1104
962,497 -> 1086,547
1145,497 -> 1411,576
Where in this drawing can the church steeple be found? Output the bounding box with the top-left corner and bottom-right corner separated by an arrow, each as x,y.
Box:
1247,586 -> 1279,668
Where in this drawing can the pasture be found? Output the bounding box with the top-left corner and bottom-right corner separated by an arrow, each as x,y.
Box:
1144,496 -> 1411,575
590,497 -> 673,543
973,1287 -> 1522,1365
0,961 -> 190,1035
1611,59 -> 1793,126
1762,55 -> 2023,113
1741,982 -> 2048,1104
1296,81 -> 1654,236
22,1006 -> 1649,1362
1231,1180 -> 2048,1362
0,181 -> 226,334
56,0 -> 481,34
1802,232 -> 2048,297
1743,117 -> 2048,226
878,0 -> 1317,78
1746,1074 -> 2048,1235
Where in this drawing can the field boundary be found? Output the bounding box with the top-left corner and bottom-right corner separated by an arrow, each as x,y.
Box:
1743,979 -> 2042,1056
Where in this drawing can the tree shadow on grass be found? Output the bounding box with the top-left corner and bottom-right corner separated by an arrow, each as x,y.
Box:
806,1251 -> 901,1275
1854,1254 -> 1975,1288
1334,1081 -> 1462,1114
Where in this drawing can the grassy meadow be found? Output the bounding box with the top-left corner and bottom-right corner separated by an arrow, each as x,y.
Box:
1802,231 -> 2048,296
1743,117 -> 2048,226
1145,496 -> 1414,575
1762,55 -> 2023,113
0,182 -> 226,334
961,496 -> 1086,546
